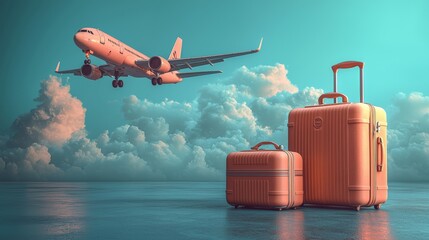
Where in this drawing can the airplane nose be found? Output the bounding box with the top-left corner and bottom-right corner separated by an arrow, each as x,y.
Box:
74,32 -> 87,49
74,32 -> 82,44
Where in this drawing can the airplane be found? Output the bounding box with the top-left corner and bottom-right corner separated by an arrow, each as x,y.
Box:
55,27 -> 263,88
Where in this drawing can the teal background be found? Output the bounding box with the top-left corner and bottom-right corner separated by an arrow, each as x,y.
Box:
1,0 -> 428,137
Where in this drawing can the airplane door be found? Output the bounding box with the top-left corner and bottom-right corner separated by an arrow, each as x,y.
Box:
99,30 -> 105,44
119,42 -> 124,54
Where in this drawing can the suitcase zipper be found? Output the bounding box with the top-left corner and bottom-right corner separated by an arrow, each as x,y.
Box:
285,151 -> 295,209
368,104 -> 378,207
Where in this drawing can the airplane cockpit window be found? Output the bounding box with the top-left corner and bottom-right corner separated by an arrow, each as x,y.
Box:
77,29 -> 94,34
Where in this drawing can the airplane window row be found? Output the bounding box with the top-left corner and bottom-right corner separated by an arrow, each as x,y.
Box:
125,48 -> 141,58
78,29 -> 94,35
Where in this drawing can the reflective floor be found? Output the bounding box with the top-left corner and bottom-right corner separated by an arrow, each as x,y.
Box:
0,182 -> 428,239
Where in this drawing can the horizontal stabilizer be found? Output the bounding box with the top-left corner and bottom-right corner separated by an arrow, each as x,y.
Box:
176,70 -> 222,78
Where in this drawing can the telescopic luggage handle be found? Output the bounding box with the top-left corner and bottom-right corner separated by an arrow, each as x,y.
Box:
251,141 -> 282,150
331,61 -> 365,103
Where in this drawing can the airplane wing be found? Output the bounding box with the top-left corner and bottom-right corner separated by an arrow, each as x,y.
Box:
176,70 -> 222,78
96,64 -> 128,78
55,62 -> 127,77
135,38 -> 263,71
55,62 -> 81,75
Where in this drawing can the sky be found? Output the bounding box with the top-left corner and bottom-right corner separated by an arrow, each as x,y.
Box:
0,0 -> 428,181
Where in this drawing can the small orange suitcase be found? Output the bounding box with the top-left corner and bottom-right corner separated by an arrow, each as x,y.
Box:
288,61 -> 387,211
226,141 -> 304,210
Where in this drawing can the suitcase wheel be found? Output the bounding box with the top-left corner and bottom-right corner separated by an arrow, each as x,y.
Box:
355,206 -> 361,211
234,205 -> 239,209
278,208 -> 283,211
374,204 -> 381,210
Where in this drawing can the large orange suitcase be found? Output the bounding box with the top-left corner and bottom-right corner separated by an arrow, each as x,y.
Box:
288,61 -> 388,211
226,142 -> 304,210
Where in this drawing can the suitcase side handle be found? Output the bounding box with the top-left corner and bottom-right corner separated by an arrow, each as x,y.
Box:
377,137 -> 384,172
318,92 -> 349,105
331,61 -> 364,103
251,141 -> 282,150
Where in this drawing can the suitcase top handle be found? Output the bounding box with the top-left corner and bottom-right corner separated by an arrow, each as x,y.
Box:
332,61 -> 364,72
318,92 -> 349,105
251,141 -> 283,150
331,61 -> 364,103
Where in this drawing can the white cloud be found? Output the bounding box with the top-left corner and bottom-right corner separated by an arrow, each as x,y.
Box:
388,92 -> 429,182
195,84 -> 265,140
0,65 -> 330,181
227,64 -> 298,97
8,76 -> 85,148
184,146 -> 223,181
122,96 -> 196,133
390,92 -> 429,124
0,143 -> 63,181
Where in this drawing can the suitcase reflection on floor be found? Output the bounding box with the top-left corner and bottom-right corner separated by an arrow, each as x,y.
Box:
275,210 -> 305,239
225,207 -> 393,239
224,207 -> 305,239
301,209 -> 393,239
357,210 -> 393,240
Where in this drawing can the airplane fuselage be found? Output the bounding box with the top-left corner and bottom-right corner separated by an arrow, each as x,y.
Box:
74,28 -> 181,83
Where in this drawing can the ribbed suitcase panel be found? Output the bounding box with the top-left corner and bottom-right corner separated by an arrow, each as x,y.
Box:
291,105 -> 351,205
234,179 -> 270,207
231,152 -> 270,166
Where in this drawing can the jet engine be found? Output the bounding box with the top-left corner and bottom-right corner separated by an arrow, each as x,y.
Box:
148,56 -> 171,73
80,64 -> 103,80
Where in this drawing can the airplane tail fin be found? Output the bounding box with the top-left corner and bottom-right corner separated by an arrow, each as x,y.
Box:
168,37 -> 182,60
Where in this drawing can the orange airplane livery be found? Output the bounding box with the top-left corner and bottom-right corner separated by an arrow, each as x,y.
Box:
56,27 -> 262,88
